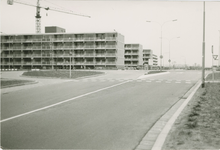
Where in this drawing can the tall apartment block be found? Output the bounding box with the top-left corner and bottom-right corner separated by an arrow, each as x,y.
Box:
1,32 -> 125,70
143,49 -> 158,67
124,44 -> 143,69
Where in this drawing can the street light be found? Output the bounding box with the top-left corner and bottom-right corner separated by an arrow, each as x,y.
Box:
146,19 -> 177,71
69,52 -> 72,78
219,30 -> 220,67
165,37 -> 180,69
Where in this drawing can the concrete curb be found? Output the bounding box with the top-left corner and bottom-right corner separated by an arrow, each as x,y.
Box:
137,72 -> 170,79
151,80 -> 201,150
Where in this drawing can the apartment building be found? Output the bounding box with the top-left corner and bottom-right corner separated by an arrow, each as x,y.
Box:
143,49 -> 158,67
1,32 -> 125,70
124,44 -> 143,69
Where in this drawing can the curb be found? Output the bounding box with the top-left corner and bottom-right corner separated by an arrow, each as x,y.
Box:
137,72 -> 170,79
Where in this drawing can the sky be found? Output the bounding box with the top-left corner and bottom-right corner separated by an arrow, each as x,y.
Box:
1,0 -> 220,67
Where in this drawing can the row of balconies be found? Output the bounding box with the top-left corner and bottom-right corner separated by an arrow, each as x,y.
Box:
1,45 -> 117,50
1,53 -> 117,58
1,61 -> 117,65
1,37 -> 117,43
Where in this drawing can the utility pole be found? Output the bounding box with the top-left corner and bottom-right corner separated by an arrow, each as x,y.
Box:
212,45 -> 214,81
202,1 -> 205,88
219,30 -> 220,67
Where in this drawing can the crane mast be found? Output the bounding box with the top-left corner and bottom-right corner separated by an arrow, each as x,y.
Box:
36,0 -> 41,33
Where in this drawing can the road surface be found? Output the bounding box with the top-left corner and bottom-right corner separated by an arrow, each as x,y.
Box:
1,70 -> 201,149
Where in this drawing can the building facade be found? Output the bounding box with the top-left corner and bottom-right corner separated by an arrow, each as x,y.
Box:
45,26 -> 66,33
143,49 -> 158,68
0,32 -> 125,70
124,44 -> 143,69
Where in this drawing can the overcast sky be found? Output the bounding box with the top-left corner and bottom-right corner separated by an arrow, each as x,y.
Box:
1,0 -> 220,67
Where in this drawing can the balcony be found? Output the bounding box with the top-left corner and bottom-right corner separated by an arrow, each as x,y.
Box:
13,54 -> 23,58
23,62 -> 32,65
23,55 -> 33,58
32,62 -> 41,64
74,54 -> 84,57
84,61 -> 95,65
105,37 -> 116,41
95,46 -> 106,49
74,46 -> 84,49
74,62 -> 84,65
106,61 -> 116,64
84,45 -> 95,49
106,53 -> 116,57
96,62 -> 106,65
75,38 -> 84,41
84,37 -> 96,41
32,54 -> 42,57
84,53 -> 95,57
106,45 -> 116,49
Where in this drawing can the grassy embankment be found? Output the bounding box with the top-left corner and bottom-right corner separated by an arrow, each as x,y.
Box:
22,70 -> 104,78
163,72 -> 220,149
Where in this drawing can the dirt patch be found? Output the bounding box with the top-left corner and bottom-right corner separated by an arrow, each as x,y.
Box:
162,82 -> 220,149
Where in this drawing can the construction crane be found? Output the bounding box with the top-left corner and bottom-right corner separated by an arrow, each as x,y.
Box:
7,0 -> 91,33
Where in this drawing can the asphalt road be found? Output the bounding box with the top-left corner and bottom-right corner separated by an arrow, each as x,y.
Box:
1,70 -> 201,149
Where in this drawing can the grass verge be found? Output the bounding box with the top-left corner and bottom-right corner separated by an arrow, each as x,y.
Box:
22,70 -> 104,79
163,82 -> 220,149
1,79 -> 35,88
206,72 -> 220,81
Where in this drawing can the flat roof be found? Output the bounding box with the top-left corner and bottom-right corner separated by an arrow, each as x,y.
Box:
0,32 -> 120,36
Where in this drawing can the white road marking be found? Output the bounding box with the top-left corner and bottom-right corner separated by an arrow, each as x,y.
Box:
0,80 -> 131,123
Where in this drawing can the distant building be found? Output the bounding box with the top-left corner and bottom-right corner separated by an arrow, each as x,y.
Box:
0,32 -> 125,70
124,44 -> 143,69
143,49 -> 158,68
45,26 -> 66,33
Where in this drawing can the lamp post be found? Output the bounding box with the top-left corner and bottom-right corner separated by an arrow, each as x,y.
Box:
146,19 -> 177,71
212,45 -> 214,81
168,37 -> 180,69
201,1 -> 205,88
219,30 -> 220,67
69,52 -> 72,78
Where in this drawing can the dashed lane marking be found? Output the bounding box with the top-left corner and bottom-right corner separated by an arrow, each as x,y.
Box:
0,80 -> 131,123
